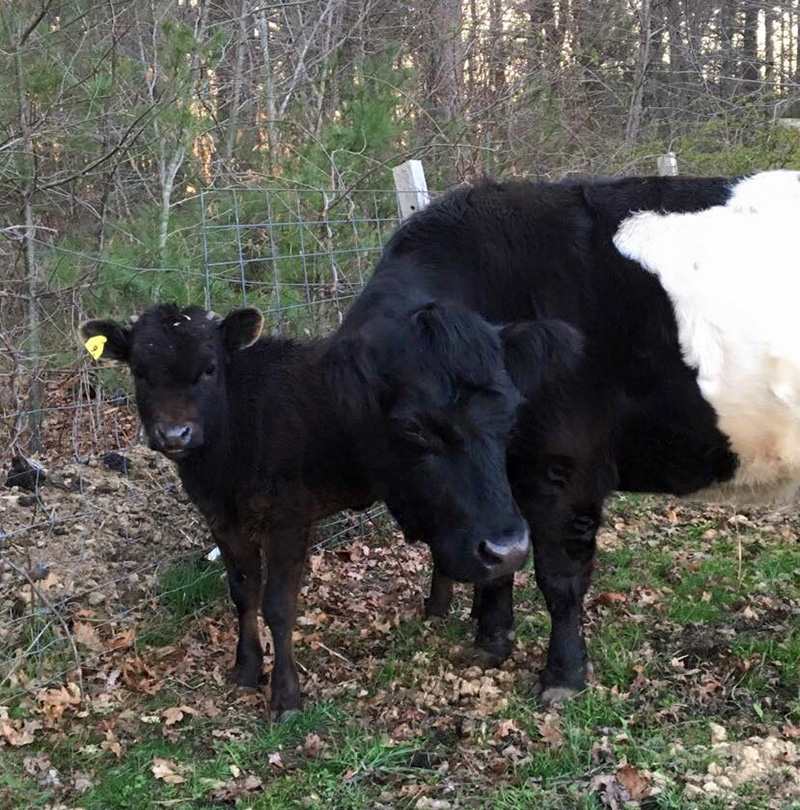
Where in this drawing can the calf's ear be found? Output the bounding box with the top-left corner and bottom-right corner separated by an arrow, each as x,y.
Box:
220,308 -> 263,351
79,319 -> 131,363
499,320 -> 583,400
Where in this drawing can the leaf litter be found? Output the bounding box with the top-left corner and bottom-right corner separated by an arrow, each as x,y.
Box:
1,450 -> 799,806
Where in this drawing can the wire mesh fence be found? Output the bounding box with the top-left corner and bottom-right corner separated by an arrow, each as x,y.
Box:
0,185 -> 421,699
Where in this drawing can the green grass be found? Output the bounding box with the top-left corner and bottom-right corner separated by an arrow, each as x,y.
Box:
1,496 -> 798,809
158,558 -> 228,620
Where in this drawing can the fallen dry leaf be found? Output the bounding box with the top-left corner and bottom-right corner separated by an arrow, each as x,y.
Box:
162,707 -> 185,727
595,592 -> 628,605
616,763 -> 650,800
39,571 -> 60,590
23,754 -> 51,775
151,758 -> 186,785
73,621 -> 103,652
493,718 -> 521,742
37,683 -> 81,727
1,720 -> 41,747
302,732 -> 326,758
73,771 -> 93,794
100,738 -> 122,758
534,712 -> 564,748
268,752 -> 284,768
207,773 -> 264,801
107,627 -> 135,650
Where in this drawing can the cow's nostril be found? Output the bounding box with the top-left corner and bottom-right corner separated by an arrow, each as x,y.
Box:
478,539 -> 505,565
477,529 -> 531,575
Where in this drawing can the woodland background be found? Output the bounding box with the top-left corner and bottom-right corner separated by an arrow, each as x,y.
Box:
4,0 -> 800,453
2,6 -> 800,807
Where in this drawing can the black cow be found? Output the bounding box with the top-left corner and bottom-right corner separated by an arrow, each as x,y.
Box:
340,169 -> 800,704
81,299 -> 579,717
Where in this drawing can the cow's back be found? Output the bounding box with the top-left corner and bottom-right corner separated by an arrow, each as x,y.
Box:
347,175 -> 746,497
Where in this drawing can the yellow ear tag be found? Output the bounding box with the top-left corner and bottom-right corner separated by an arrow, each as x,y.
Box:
84,335 -> 107,360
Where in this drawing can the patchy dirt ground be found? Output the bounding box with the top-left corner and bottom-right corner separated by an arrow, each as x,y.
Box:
0,446 -> 210,662
0,448 -> 799,808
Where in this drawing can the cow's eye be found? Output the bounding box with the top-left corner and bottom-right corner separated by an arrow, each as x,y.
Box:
393,418 -> 433,452
204,363 -> 216,376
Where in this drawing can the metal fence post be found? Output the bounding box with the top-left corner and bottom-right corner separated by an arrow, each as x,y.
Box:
392,160 -> 430,220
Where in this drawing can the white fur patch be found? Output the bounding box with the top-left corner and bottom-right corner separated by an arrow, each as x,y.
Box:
726,170 -> 800,214
614,173 -> 800,504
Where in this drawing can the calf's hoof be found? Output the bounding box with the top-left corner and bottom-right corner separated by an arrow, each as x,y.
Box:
227,664 -> 265,688
270,708 -> 301,725
533,683 -> 582,707
424,597 -> 450,620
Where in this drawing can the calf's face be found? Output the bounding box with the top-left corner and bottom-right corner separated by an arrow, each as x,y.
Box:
81,305 -> 263,459
331,303 -> 582,583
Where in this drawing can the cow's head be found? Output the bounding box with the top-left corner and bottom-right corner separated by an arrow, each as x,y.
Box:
328,301 -> 582,583
80,305 -> 263,459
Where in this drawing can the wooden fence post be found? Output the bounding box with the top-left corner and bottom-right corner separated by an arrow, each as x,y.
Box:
393,160 -> 430,220
657,152 -> 679,176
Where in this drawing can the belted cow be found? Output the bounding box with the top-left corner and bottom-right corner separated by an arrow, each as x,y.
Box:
348,169 -> 800,704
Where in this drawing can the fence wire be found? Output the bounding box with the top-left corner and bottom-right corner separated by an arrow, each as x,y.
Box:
0,186 -> 420,698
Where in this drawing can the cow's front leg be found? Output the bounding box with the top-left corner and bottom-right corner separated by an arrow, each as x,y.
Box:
424,562 -> 454,618
528,500 -> 603,705
262,524 -> 309,721
217,537 -> 264,688
472,575 -> 516,665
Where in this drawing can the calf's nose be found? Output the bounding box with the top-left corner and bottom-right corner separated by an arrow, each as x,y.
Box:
155,423 -> 193,450
478,526 -> 530,577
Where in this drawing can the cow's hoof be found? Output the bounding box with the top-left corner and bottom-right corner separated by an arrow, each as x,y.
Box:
536,684 -> 582,706
424,598 -> 450,620
227,666 -> 265,688
474,631 -> 514,665
532,668 -> 590,707
465,647 -> 505,669
270,708 -> 301,724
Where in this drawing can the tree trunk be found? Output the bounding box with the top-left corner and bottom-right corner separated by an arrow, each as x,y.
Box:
796,0 -> 800,84
741,1 -> 759,89
224,0 -> 248,176
489,0 -> 505,96
14,28 -> 43,452
425,0 -> 464,122
257,7 -> 278,164
719,0 -> 738,98
764,5 -> 774,87
157,146 -> 186,266
626,0 -> 652,144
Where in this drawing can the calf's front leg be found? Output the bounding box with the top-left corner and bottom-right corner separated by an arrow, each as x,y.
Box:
262,525 -> 310,721
217,538 -> 264,688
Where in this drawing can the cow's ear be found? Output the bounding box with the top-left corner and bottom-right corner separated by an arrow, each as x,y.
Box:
499,320 -> 582,399
80,319 -> 131,363
220,308 -> 263,351
324,334 -> 382,417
